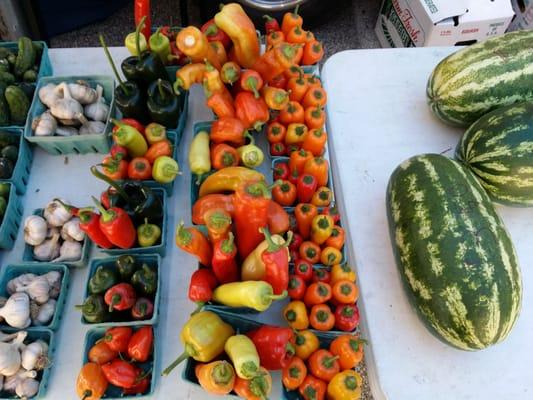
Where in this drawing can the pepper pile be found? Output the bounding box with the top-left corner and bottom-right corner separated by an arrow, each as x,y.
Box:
77,326 -> 154,397
283,330 -> 365,400
76,255 -> 158,324
100,118 -> 179,184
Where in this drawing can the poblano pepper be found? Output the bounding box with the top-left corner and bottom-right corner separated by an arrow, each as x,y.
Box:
89,266 -> 119,295
75,294 -> 111,323
131,263 -> 157,296
147,79 -> 181,128
116,254 -> 136,281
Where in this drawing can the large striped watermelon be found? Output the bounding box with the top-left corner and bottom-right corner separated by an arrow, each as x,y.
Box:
427,31 -> 533,127
387,154 -> 522,350
456,102 -> 533,206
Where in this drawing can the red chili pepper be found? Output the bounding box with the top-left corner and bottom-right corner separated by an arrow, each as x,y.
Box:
101,155 -> 128,180
77,209 -> 113,249
188,268 -> 218,304
212,232 -> 239,284
101,359 -> 139,389
247,325 -> 296,370
175,221 -> 213,266
131,297 -> 154,320
201,18 -> 231,49
123,373 -> 150,395
294,259 -> 313,283
100,188 -> 114,209
263,15 -> 281,34
273,161 -> 290,181
334,304 -> 360,332
113,118 -> 145,136
134,0 -> 151,46
101,327 -> 133,353
260,227 -> 293,295
127,326 -> 153,362
93,197 -> 136,249
321,206 -> 341,224
313,268 -> 331,284
270,142 -> 287,156
289,232 -> 303,252
104,283 -> 137,313
110,144 -> 128,160
297,174 -> 318,203
288,274 -> 306,300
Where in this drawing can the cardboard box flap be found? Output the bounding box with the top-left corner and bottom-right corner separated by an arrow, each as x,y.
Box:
422,0 -> 469,23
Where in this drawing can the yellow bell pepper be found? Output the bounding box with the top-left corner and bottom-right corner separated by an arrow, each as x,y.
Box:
331,264 -> 356,284
294,330 -> 319,361
320,246 -> 343,266
241,235 -> 287,281
198,167 -> 264,198
212,281 -> 287,312
189,131 -> 211,179
283,301 -> 309,330
162,311 -> 234,376
224,335 -> 260,379
327,370 -> 363,400
310,214 -> 334,245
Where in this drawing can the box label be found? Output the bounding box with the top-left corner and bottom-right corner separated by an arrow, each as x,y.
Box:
380,0 -> 425,46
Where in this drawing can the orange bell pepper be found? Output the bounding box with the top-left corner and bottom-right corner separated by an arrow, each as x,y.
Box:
144,139 -> 172,164
302,128 -> 327,156
210,40 -> 228,65
282,357 -> 307,390
309,304 -> 336,331
214,3 -> 260,68
210,117 -> 246,146
285,123 -> 308,145
295,203 -> 318,239
290,149 -> 313,175
329,334 -> 365,370
266,121 -> 286,143
302,40 -> 324,65
211,143 -> 240,170
306,74 -> 323,90
325,225 -> 345,250
239,69 -> 263,98
305,105 -> 325,129
262,86 -> 290,111
234,91 -> 270,131
195,361 -> 235,395
287,73 -> 309,102
267,30 -> 285,49
175,63 -> 207,92
272,180 -> 297,206
221,61 -> 241,85
303,87 -> 328,108
206,90 -> 236,119
287,25 -> 307,44
176,26 -> 221,69
282,5 -> 303,36
332,279 -> 359,304
279,101 -> 305,125
304,156 -> 329,187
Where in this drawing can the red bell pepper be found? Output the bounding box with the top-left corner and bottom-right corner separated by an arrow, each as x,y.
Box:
77,208 -> 114,249
175,222 -> 212,267
188,268 -> 218,304
247,326 -> 296,370
234,91 -> 270,131
101,326 -> 133,353
313,268 -> 331,284
110,144 -> 128,160
273,161 -> 290,181
294,259 -> 313,283
263,15 -> 281,34
334,304 -> 360,332
288,274 -> 306,300
101,359 -> 139,389
270,142 -> 287,157
297,174 -> 318,203
212,232 -> 239,284
127,326 -> 153,362
104,283 -> 136,313
93,197 -> 136,249
260,227 -> 293,295
201,18 -> 231,49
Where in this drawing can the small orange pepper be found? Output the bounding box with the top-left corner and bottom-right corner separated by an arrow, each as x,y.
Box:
262,86 -> 290,110
210,40 -> 228,65
284,64 -> 304,80
309,304 -> 336,332
302,87 -> 328,108
325,226 -> 345,250
289,148 -> 313,175
281,5 -> 303,36
311,186 -> 332,207
279,101 -> 305,125
304,156 -> 329,187
287,73 -> 309,103
332,279 -> 359,304
144,139 -> 172,164
304,105 -> 326,130
175,63 -> 207,92
304,282 -> 332,306
295,203 -> 318,239
220,62 -> 241,85
302,128 -> 327,156
285,123 -> 309,146
266,30 -> 285,48
302,40 -> 324,65
239,69 -> 264,98
305,74 -> 323,90
206,91 -> 236,119
282,357 -> 307,390
305,31 -> 316,43
210,143 -> 240,170
272,180 -> 297,206
286,25 -> 307,44
299,241 -> 321,264
266,121 -> 286,143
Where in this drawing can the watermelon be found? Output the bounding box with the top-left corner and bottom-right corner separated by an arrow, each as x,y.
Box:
427,30 -> 533,127
456,101 -> 533,206
387,154 -> 522,351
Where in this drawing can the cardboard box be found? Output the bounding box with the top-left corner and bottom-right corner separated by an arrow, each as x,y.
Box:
509,0 -> 533,30
375,0 -> 515,47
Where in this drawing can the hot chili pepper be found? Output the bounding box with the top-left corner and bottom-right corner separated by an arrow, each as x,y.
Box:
110,144 -> 128,160
321,247 -> 343,266
288,274 -> 307,300
303,40 -> 324,65
221,61 -> 241,85
207,90 -> 236,119
111,119 -> 148,158
174,63 -> 206,93
175,221 -> 212,266
282,356 -> 307,391
104,283 -> 136,312
131,262 -> 157,295
269,72 -> 288,89
247,325 -> 296,370
195,361 -> 235,395
233,367 -> 272,400
260,227 -> 293,295
101,326 -> 133,353
163,311 -> 235,375
134,0 -> 151,44
295,259 -> 313,282
286,123 -> 308,145
152,155 -> 180,183
299,241 -> 320,264
313,268 -> 331,284
311,214 -> 334,245
127,326 -> 153,362
93,197 -> 136,249
309,349 -> 340,382
280,101 -> 305,125
210,41 -> 228,66
266,30 -> 285,48
147,79 -> 181,128
204,208 -> 232,243
176,26 -> 221,69
89,266 -> 118,295
212,232 -> 239,284
327,370 -> 362,400
267,122 -> 286,143
101,155 -> 128,180
332,279 -> 358,304
233,180 -> 271,258
149,28 -> 170,64
302,128 -> 327,156
225,334 -> 261,379
330,335 -> 365,370
272,180 -> 296,206
295,203 -> 318,239
263,86 -> 290,110
192,194 -> 235,224
215,3 -> 260,68
88,341 -> 117,365
144,139 -> 172,163
284,300 -> 309,330
271,142 -> 287,156
310,304 -> 335,331
304,282 -> 332,306
123,372 -> 151,396
282,5 -> 303,36
101,359 -> 139,389
131,297 -> 154,320
75,294 -> 110,324
300,375 -> 327,400
335,304 -> 360,332
273,160 -> 290,180
76,363 -> 108,400
78,209 -> 114,249
127,157 -> 151,180
234,91 -> 269,131
263,14 -> 281,33
294,330 -> 319,361
188,268 -> 218,305
237,132 -> 265,168
201,18 -> 232,49
252,43 -> 299,82
290,149 -> 313,175
116,255 -> 136,280
297,174 -> 318,203
241,233 -> 287,281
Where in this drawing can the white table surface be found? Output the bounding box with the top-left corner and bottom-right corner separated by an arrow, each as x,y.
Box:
322,48 -> 533,400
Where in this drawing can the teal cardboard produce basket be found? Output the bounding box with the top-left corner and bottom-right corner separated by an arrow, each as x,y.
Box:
0,182 -> 23,250
0,128 -> 33,195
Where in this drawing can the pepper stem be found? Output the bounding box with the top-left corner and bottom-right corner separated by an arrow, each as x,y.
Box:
260,227 -> 293,252
136,15 -> 147,60
109,294 -> 120,312
191,302 -> 205,315
246,77 -> 260,98
176,221 -> 192,246
162,349 -> 190,376
263,14 -> 274,21
157,79 -> 167,101
220,232 -> 235,254
53,198 -> 77,215
90,165 -> 133,204
99,34 -> 128,94
81,390 -> 92,400
294,5 -> 300,16
267,290 -> 288,301
244,130 -> 255,145
245,181 -> 271,199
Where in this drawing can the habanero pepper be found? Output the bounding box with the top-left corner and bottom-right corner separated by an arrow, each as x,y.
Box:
210,117 -> 246,146
235,91 -> 269,131
284,300 -> 309,330
92,197 -> 136,249
188,268 -> 218,305
101,359 -> 140,389
201,18 -> 232,49
127,326 -> 153,362
104,283 -> 136,312
302,127 -> 327,156
299,241 -> 321,264
220,61 -> 241,85
211,143 -> 239,170
334,304 -> 360,332
247,325 -> 296,370
273,160 -> 290,180
311,186 -> 333,207
176,26 -> 221,69
272,179 -> 297,206
295,203 -> 318,239
259,227 -> 293,295
267,121 -> 286,143
310,304 -> 336,331
175,221 -> 212,266
279,100 -> 304,125
297,174 -> 318,204
212,232 -> 239,284
271,142 -> 287,157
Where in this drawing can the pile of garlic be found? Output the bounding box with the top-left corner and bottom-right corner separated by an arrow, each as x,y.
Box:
23,199 -> 85,263
0,270 -> 62,329
32,80 -> 110,137
0,330 -> 50,398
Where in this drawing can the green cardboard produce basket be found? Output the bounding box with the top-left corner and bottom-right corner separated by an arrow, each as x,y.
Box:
0,182 -> 23,250
80,254 -> 161,327
24,75 -> 115,154
22,208 -> 91,268
0,263 -> 69,331
0,128 -> 33,194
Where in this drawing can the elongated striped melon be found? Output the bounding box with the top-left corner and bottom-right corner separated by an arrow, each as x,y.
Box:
456,102 -> 533,206
387,154 -> 522,351
427,31 -> 533,127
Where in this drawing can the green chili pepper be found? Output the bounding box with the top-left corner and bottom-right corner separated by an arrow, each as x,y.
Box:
116,255 -> 136,281
152,156 -> 180,184
131,263 -> 157,296
88,266 -> 119,295
147,79 -> 181,128
137,218 -> 162,247
75,294 -> 110,323
149,28 -> 171,65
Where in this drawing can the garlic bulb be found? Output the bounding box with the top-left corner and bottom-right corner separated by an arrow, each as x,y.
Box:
84,85 -> 109,122
21,340 -> 49,371
23,216 -> 47,246
79,120 -> 106,135
16,276 -> 50,305
44,199 -> 71,227
68,80 -> 97,104
61,218 -> 85,242
7,274 -> 37,296
0,331 -> 18,343
31,299 -> 55,326
43,271 -> 61,288
53,240 -> 82,262
46,227 -> 59,239
0,331 -> 27,376
50,83 -> 87,124
55,126 -> 78,136
16,377 -> 40,398
31,111 -> 57,136
3,369 -> 37,393
0,294 -> 30,329
38,83 -> 58,108
33,233 -> 60,262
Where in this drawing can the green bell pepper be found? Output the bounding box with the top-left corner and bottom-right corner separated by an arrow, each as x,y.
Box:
88,266 -> 119,295
131,263 -> 157,296
116,254 -> 136,281
75,294 -> 110,323
147,79 -> 181,128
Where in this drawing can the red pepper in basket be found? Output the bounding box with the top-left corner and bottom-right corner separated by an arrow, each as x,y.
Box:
322,206 -> 341,224
297,174 -> 318,203
289,232 -> 303,252
101,359 -> 139,389
270,142 -> 287,157
212,232 -> 239,284
93,197 -> 136,249
201,18 -> 231,49
123,373 -> 150,395
104,283 -> 136,312
102,155 -> 128,180
235,91 -> 269,131
78,209 -> 113,249
101,326 -> 133,353
273,161 -> 290,181
188,268 -> 218,304
263,15 -> 280,34
127,326 -> 153,362
175,221 -> 213,267
288,274 -> 306,300
334,304 -> 360,332
294,259 -> 313,283
247,325 -> 296,370
110,144 -> 128,160
260,227 -> 293,295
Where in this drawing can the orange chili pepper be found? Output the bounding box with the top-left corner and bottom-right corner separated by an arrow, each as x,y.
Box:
325,226 -> 345,250
221,62 -> 242,85
332,279 -> 359,304
287,73 -> 309,103
304,282 -> 332,306
266,122 -> 286,143
262,86 -> 290,110
309,304 -> 336,332
266,30 -> 285,48
206,91 -> 236,119
211,143 -> 240,170
302,40 -> 324,65
302,128 -> 327,156
279,101 -> 305,125
144,139 -> 172,164
329,334 -> 365,370
281,5 -> 303,36
282,357 -> 307,391
295,203 -> 318,239
286,25 -> 307,44
175,221 -> 213,267
175,63 -> 207,92
302,87 -> 327,108
304,156 -> 329,187
176,26 -> 221,69
272,180 -> 297,206
284,64 -> 304,80
290,148 -> 313,175
239,69 -> 264,98
210,40 -> 228,65
304,105 -> 326,130
299,375 -> 327,400
305,74 -> 323,90
210,117 -> 246,146
299,241 -> 321,264
308,349 -> 340,382
311,187 -> 332,207
285,123 -> 308,145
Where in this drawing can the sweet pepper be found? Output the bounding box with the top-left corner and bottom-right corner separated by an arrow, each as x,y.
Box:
327,370 -> 362,400
198,166 -> 264,198
259,227 -> 293,295
241,233 -> 287,281
89,266 -> 119,295
75,294 -> 110,324
247,325 -> 296,370
224,335 -> 260,379
212,281 -> 287,312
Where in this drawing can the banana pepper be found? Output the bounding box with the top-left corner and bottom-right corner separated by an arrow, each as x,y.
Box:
224,335 -> 261,379
212,281 -> 287,312
174,63 -> 207,93
198,167 -> 264,198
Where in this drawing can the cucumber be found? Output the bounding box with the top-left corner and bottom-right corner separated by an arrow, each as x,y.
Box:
5,85 -> 29,125
14,82 -> 35,100
14,37 -> 35,77
0,84 -> 10,125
